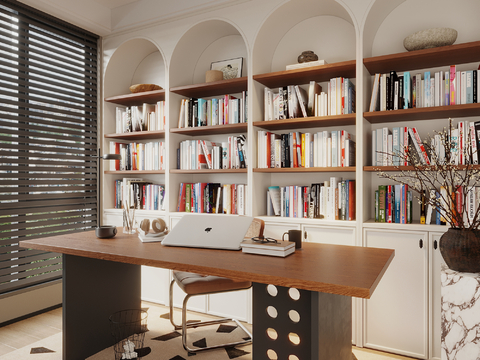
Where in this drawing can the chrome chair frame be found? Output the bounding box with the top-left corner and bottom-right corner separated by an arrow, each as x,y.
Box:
168,279 -> 252,353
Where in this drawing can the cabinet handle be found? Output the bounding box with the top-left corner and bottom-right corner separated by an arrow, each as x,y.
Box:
304,231 -> 307,240
434,240 -> 438,250
419,239 -> 423,249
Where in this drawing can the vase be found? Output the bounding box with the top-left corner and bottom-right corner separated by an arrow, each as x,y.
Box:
439,228 -> 480,272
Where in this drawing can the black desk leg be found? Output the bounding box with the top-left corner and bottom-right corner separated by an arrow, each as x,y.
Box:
63,254 -> 142,360
253,283 -> 352,360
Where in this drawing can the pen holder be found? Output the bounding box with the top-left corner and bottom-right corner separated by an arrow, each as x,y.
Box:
123,206 -> 136,234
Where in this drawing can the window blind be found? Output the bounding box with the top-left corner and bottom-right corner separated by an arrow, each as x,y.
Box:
0,0 -> 98,294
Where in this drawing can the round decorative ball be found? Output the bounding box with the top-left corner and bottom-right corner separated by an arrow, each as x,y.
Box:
403,28 -> 457,51
298,51 -> 319,63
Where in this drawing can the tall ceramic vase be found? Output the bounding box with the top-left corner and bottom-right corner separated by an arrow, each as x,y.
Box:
439,228 -> 480,273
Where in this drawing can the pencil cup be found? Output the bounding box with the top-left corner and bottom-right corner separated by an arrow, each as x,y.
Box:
282,229 -> 302,249
123,206 -> 136,234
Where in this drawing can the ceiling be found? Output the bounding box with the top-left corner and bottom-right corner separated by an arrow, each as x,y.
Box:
18,0 -> 244,36
92,0 -> 140,9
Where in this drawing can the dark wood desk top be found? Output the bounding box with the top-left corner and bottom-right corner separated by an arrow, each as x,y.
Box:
19,229 -> 394,299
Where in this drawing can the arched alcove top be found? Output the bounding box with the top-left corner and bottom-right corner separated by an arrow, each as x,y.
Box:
363,0 -> 480,58
169,19 -> 248,88
252,0 -> 356,75
104,38 -> 166,98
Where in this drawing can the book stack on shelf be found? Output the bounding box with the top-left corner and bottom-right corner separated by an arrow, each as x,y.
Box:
177,91 -> 248,128
177,182 -> 246,215
372,120 -> 480,167
109,140 -> 166,171
115,178 -> 165,211
264,78 -> 355,120
258,129 -> 355,168
266,179 -> 355,221
115,101 -> 166,132
178,136 -> 247,170
375,184 -> 412,224
369,67 -> 479,112
241,239 -> 295,257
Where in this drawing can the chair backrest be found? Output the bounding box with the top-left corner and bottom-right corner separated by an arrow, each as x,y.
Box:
244,218 -> 265,239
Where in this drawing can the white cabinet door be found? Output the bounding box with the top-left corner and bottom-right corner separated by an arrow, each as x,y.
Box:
430,232 -> 446,360
364,228 -> 429,359
263,221 -> 300,240
303,225 -> 355,246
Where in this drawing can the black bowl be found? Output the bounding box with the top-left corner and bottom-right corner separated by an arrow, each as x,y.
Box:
95,225 -> 117,239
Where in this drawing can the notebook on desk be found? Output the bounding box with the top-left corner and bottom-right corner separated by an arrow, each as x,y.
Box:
161,214 -> 254,250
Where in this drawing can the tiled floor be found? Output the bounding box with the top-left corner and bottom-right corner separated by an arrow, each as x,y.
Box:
0,302 -> 416,360
0,307 -> 62,357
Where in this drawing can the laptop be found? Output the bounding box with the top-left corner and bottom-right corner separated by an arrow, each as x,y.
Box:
161,214 -> 253,250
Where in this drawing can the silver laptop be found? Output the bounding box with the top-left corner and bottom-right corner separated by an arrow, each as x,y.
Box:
161,214 -> 253,250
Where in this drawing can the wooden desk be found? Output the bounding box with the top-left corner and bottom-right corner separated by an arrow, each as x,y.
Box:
20,230 -> 394,360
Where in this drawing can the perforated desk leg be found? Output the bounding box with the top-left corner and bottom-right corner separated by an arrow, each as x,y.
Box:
63,254 -> 141,360
253,283 -> 352,360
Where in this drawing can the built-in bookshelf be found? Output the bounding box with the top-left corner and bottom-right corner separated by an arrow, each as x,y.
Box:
100,1 -> 480,356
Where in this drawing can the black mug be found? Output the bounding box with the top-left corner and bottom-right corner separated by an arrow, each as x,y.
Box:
282,229 -> 302,249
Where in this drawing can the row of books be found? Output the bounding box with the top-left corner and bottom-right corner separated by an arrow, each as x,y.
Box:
257,129 -> 355,169
114,178 -> 165,211
369,67 -> 480,112
424,186 -> 480,226
375,184 -> 412,224
177,136 -> 247,170
177,92 -> 248,128
263,78 -> 355,121
176,182 -> 247,215
109,141 -> 166,171
266,178 -> 355,221
373,121 -> 480,167
115,102 -> 166,133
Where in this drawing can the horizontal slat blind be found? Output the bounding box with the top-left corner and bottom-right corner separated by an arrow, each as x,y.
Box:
0,0 -> 98,294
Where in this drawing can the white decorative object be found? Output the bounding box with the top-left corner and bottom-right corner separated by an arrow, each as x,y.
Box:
404,28 -> 457,51
441,265 -> 480,359
286,59 -> 328,71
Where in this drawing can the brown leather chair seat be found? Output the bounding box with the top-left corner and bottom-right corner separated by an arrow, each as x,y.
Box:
173,271 -> 252,295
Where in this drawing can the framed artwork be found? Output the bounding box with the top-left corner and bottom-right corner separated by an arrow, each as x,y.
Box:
210,57 -> 243,79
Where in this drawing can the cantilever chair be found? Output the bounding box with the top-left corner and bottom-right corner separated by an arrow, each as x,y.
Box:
169,217 -> 265,353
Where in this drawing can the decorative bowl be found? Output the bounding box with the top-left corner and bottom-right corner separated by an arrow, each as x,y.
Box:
403,28 -> 457,51
129,84 -> 163,93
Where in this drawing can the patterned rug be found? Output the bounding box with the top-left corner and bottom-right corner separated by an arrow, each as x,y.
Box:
87,306 -> 252,360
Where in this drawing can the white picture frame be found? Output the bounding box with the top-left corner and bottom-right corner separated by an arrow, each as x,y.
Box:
210,57 -> 243,79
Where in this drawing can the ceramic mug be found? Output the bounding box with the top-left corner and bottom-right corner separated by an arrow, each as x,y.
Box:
282,229 -> 302,249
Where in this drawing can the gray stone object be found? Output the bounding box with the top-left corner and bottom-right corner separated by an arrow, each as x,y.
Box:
404,28 -> 457,51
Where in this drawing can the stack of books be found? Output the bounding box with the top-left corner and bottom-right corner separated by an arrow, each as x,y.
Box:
240,239 -> 295,257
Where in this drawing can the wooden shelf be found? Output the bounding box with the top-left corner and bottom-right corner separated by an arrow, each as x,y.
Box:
363,103 -> 480,124
364,164 -> 480,171
253,60 -> 356,88
253,114 -> 356,131
104,170 -> 165,174
170,77 -> 248,98
170,169 -> 247,174
254,167 -> 355,173
105,130 -> 165,140
363,40 -> 480,75
104,89 -> 166,106
171,123 -> 247,136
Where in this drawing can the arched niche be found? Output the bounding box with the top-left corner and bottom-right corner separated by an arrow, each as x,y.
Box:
104,38 -> 166,98
363,0 -> 480,57
252,0 -> 356,75
169,19 -> 248,87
